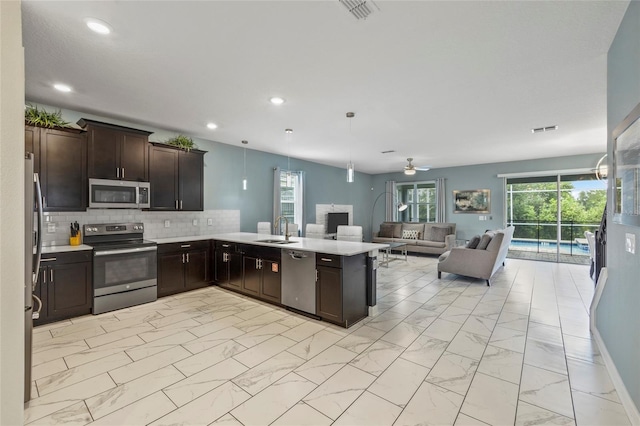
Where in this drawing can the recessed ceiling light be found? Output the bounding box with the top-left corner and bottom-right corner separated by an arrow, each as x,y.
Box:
85,18 -> 112,35
53,83 -> 72,93
269,97 -> 285,105
206,123 -> 218,130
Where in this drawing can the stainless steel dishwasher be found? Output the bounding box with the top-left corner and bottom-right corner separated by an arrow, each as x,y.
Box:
281,249 -> 317,315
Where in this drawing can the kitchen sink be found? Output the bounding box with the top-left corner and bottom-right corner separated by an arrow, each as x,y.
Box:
256,239 -> 297,245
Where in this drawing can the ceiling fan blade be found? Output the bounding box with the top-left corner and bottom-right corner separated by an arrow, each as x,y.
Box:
415,165 -> 431,171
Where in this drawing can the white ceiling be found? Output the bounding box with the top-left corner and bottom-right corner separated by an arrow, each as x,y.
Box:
22,1 -> 629,174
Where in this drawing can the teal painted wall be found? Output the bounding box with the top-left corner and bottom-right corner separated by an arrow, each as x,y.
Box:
371,153 -> 604,241
600,0 -> 640,412
31,103 -> 374,233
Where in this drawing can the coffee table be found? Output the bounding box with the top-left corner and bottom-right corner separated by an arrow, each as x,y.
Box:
380,242 -> 408,267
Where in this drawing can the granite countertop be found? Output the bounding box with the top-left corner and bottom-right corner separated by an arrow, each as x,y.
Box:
40,244 -> 93,254
152,232 -> 388,256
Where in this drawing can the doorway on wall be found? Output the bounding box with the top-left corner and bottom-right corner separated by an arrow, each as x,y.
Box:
505,173 -> 606,263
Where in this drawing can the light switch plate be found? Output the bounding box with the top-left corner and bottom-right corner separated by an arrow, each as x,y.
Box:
164,220 -> 170,228
192,219 -> 198,226
207,218 -> 213,226
625,233 -> 636,254
47,222 -> 56,233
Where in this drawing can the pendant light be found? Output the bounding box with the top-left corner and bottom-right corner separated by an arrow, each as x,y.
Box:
346,112 -> 355,183
242,140 -> 248,190
285,129 -> 294,187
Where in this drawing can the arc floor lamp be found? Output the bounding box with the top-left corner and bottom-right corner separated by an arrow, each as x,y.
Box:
370,191 -> 408,240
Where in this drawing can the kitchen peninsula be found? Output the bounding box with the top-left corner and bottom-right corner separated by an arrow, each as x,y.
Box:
153,232 -> 388,328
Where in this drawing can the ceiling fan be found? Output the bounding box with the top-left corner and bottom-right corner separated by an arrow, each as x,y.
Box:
404,158 -> 430,175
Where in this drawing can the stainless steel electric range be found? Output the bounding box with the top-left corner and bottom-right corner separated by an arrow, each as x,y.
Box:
83,222 -> 157,314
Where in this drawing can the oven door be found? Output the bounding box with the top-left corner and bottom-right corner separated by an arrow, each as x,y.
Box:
93,246 -> 157,296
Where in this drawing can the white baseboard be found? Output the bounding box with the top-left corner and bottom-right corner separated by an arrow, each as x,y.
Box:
590,268 -> 640,425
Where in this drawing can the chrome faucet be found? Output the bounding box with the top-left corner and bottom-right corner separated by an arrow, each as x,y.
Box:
274,215 -> 290,241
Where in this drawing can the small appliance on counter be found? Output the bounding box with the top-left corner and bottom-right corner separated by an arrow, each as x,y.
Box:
83,222 -> 157,314
88,178 -> 150,209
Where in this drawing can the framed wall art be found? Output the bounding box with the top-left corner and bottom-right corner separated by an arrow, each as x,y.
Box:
612,101 -> 640,227
453,189 -> 490,214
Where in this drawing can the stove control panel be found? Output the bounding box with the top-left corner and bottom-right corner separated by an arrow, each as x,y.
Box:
83,223 -> 144,236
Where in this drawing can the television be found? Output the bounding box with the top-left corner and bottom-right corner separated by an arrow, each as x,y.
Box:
327,212 -> 349,234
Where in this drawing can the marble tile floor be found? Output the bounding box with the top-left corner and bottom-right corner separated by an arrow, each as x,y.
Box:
26,256 -> 631,425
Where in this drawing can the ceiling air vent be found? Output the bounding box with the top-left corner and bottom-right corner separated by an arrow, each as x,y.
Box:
339,0 -> 379,20
531,125 -> 558,134
381,150 -> 395,154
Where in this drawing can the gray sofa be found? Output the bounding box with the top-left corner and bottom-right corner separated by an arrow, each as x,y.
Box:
437,226 -> 515,286
372,222 -> 457,255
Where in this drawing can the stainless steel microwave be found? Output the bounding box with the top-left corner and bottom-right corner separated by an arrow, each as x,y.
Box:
89,179 -> 150,209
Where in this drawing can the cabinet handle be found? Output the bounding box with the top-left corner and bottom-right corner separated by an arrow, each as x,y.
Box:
222,244 -> 230,248
223,252 -> 228,262
43,196 -> 46,208
186,253 -> 189,263
117,168 -> 120,178
320,258 -> 332,262
181,244 -> 191,248
175,200 -> 178,210
50,269 -> 54,283
182,253 -> 185,263
42,269 -> 46,283
122,168 -> 125,179
40,257 -> 56,262
255,259 -> 259,269
180,200 -> 183,210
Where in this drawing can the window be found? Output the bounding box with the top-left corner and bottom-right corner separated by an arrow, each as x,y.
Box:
397,181 -> 436,222
279,171 -> 303,228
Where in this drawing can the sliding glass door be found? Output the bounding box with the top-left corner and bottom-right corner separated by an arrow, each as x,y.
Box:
506,173 -> 605,263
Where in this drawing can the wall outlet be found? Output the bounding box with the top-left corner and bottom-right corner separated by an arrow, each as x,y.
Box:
625,233 -> 636,254
164,220 -> 170,228
47,222 -> 56,233
207,218 -> 213,226
192,219 -> 198,226
479,216 -> 485,221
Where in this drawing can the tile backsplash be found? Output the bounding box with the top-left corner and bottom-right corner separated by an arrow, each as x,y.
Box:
40,209 -> 240,246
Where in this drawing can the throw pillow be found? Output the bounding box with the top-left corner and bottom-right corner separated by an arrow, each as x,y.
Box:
466,235 -> 481,249
402,229 -> 419,240
430,226 -> 450,242
476,233 -> 493,250
378,224 -> 395,238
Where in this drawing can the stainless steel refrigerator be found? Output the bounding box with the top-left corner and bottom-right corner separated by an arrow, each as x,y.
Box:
25,153 -> 43,403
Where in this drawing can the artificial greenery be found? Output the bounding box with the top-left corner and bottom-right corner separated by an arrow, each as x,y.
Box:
166,134 -> 196,150
25,105 -> 71,129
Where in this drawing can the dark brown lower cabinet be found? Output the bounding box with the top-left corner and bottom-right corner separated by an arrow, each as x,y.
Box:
158,241 -> 211,297
242,254 -> 281,302
215,242 -> 281,304
214,241 -> 243,291
316,265 -> 343,323
242,256 -> 262,297
33,251 -> 92,326
260,259 -> 281,303
316,253 -> 368,327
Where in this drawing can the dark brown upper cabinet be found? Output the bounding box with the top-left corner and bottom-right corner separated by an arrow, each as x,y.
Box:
149,142 -> 205,211
25,125 -> 88,212
77,118 -> 153,182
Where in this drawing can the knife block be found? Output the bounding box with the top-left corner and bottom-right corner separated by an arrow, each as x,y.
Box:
69,232 -> 81,246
